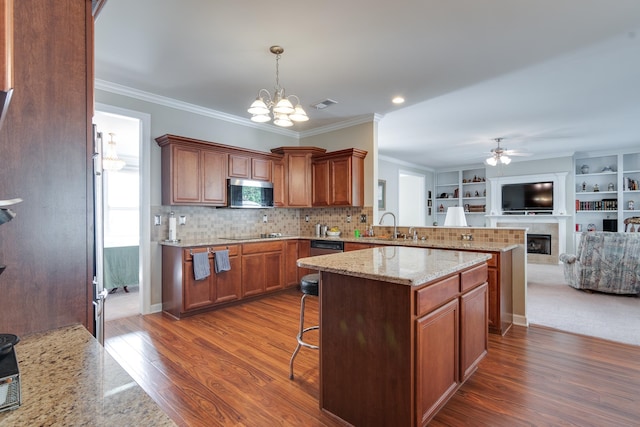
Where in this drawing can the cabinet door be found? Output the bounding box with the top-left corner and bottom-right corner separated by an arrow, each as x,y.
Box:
287,152 -> 312,207
312,159 -> 330,206
251,158 -> 272,181
172,145 -> 201,204
487,267 -> 499,332
416,298 -> 459,425
214,249 -> 242,304
460,282 -> 488,381
329,157 -> 351,205
202,150 -> 227,205
241,253 -> 265,297
297,239 -> 313,278
264,251 -> 284,292
272,159 -> 287,207
183,257 -> 215,311
229,154 -> 251,178
284,240 -> 299,287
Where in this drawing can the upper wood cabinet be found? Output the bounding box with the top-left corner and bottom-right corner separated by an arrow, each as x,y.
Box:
157,135 -> 229,206
271,146 -> 326,207
313,148 -> 367,207
228,154 -> 272,181
272,159 -> 286,207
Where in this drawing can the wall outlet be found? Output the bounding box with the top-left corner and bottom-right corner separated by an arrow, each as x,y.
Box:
346,215 -> 352,223
305,215 -> 310,222
360,214 -> 367,223
154,214 -> 162,226
179,215 -> 187,225
262,214 -> 268,223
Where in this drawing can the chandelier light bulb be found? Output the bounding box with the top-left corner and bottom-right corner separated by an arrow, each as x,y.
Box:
501,155 -> 512,165
485,156 -> 497,166
103,132 -> 126,171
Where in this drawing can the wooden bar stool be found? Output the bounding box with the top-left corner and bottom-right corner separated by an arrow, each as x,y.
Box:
289,273 -> 319,380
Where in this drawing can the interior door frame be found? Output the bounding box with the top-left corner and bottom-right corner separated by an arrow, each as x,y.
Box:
96,103 -> 152,315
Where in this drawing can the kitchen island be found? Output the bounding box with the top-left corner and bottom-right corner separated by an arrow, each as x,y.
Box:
0,325 -> 175,426
297,246 -> 491,426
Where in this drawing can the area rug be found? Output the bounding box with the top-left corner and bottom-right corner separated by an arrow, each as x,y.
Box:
527,263 -> 640,346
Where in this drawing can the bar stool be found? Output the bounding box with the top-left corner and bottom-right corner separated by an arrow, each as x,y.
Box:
289,273 -> 319,380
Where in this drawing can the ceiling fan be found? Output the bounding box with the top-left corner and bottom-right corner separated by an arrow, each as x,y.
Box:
485,138 -> 529,166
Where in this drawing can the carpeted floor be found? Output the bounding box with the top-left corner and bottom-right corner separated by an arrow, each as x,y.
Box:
105,286 -> 139,322
527,263 -> 640,346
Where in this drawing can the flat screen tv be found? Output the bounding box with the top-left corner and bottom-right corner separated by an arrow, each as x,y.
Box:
501,182 -> 553,212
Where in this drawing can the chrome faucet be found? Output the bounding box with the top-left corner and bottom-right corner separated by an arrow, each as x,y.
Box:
379,212 -> 397,240
408,227 -> 418,240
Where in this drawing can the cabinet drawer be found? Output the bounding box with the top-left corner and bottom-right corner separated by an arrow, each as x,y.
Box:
211,244 -> 240,257
242,241 -> 284,254
416,274 -> 459,317
460,264 -> 488,292
183,248 -> 212,262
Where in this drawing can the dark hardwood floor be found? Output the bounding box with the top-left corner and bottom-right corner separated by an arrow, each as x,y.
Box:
105,288 -> 640,427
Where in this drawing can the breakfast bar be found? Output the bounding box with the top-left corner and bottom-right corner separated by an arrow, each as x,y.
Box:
297,246 -> 491,426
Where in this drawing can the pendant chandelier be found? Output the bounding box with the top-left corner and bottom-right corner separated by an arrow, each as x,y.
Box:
248,46 -> 308,127
103,132 -> 126,171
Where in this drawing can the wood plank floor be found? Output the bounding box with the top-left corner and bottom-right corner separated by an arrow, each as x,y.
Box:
105,288 -> 640,426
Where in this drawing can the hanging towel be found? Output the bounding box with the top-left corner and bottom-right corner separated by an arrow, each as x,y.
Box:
192,252 -> 210,281
214,250 -> 231,273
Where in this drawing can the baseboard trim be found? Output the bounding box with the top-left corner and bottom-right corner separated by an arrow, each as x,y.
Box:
149,303 -> 163,314
513,314 -> 528,327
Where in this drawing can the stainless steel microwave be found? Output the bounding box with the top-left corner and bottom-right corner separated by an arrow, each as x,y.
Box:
228,179 -> 274,208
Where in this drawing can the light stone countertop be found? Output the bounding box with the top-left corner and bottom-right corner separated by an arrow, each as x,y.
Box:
0,325 -> 175,427
160,235 -> 518,252
297,246 -> 492,286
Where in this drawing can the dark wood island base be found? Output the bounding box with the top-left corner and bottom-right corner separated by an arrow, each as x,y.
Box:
299,246 -> 490,426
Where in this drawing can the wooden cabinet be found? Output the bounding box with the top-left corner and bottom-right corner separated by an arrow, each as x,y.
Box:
162,245 -> 242,318
484,251 -> 512,335
313,149 -> 367,207
158,140 -> 228,206
284,240 -> 299,287
241,241 -> 284,297
344,242 -> 374,251
320,261 -> 488,426
271,146 -> 326,207
272,159 -> 286,207
0,0 -> 13,127
228,154 -> 272,181
416,299 -> 459,426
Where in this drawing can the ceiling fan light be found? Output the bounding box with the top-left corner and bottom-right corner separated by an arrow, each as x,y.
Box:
289,105 -> 309,122
501,155 -> 512,165
485,156 -> 497,166
248,98 -> 269,115
273,98 -> 294,114
251,113 -> 271,123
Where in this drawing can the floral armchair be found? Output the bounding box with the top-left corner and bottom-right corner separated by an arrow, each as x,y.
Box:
559,231 -> 640,294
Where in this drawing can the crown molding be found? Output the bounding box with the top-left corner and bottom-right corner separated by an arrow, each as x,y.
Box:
95,79 -> 380,139
378,154 -> 435,172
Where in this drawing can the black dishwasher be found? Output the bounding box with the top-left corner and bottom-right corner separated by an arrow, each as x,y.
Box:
310,240 -> 344,256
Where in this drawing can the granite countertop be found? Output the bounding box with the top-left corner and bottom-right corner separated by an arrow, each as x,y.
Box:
0,325 -> 175,426
297,246 -> 491,286
160,235 -> 518,252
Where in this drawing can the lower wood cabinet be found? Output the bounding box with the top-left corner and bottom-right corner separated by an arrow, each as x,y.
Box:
241,241 -> 284,296
162,244 -> 241,318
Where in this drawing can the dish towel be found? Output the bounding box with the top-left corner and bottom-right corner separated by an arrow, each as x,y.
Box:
192,252 -> 210,281
214,250 -> 231,273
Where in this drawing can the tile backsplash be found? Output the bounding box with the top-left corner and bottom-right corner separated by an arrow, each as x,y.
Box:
151,206 -> 374,242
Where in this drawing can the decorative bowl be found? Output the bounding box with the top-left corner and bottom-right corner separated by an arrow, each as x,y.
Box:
326,231 -> 341,237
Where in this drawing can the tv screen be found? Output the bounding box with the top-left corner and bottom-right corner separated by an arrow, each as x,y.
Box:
501,182 -> 553,212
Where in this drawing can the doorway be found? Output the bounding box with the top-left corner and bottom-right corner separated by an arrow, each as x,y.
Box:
398,171 -> 426,226
94,104 -> 152,321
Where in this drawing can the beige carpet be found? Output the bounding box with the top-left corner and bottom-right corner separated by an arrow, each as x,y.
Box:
527,263 -> 640,346
105,286 -> 139,321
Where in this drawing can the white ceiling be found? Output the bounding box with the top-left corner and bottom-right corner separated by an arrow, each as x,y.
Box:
94,0 -> 640,169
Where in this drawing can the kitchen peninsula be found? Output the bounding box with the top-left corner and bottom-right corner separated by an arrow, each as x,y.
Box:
297,246 -> 491,426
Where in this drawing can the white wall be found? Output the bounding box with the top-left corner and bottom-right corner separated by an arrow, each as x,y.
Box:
378,156 -> 434,226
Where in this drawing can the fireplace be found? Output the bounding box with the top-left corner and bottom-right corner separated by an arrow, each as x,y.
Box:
527,234 -> 551,255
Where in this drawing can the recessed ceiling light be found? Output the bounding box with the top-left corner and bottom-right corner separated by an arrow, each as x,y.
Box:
392,96 -> 405,105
